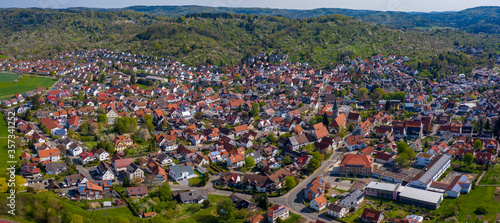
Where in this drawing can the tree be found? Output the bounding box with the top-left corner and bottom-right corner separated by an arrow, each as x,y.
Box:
156,184 -> 173,201
97,114 -> 108,123
31,94 -> 41,110
474,139 -> 482,150
0,178 -> 8,193
79,122 -> 89,133
122,176 -> 131,187
241,167 -> 247,173
253,193 -> 269,209
357,87 -> 368,99
130,74 -> 136,84
89,122 -> 99,135
217,199 -> 236,222
15,175 -> 26,191
475,206 -> 487,215
99,72 -> 106,83
485,119 -> 491,130
464,153 -> 474,165
370,87 -> 384,100
245,156 -> 255,168
249,103 -> 260,117
138,128 -> 151,142
425,86 -> 433,95
385,100 -> 391,111
284,176 -> 297,190
70,214 -> 84,223
283,156 -> 291,165
307,158 -> 321,171
322,113 -> 329,129
202,200 -> 211,209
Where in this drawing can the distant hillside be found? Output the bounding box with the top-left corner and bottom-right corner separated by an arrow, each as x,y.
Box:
0,8 -> 498,69
110,5 -> 500,34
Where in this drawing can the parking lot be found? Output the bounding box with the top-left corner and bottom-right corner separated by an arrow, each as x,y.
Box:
323,176 -> 375,191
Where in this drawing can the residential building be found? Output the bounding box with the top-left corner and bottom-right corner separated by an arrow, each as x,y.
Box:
310,195 -> 328,211
169,165 -> 196,182
267,204 -> 290,223
126,185 -> 148,198
361,208 -> 384,223
327,204 -> 349,219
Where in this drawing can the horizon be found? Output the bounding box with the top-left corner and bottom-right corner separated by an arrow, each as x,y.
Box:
0,0 -> 499,12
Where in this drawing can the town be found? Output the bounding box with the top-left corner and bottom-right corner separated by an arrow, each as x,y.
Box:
1,48 -> 500,223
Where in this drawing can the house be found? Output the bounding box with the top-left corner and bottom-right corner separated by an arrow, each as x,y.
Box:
96,162 -> 115,180
267,204 -> 290,223
241,174 -> 271,193
361,208 -> 384,223
157,153 -> 173,165
338,189 -> 364,210
374,152 -> 395,164
19,163 -> 42,179
218,172 -> 241,187
143,212 -> 157,219
445,175 -> 471,198
93,148 -> 110,161
352,120 -> 373,137
40,118 -> 64,135
234,124 -> 249,137
112,157 -> 134,172
230,193 -> 258,211
169,165 -> 196,182
38,148 -> 61,162
415,153 -> 434,167
246,215 -> 265,223
405,121 -> 423,140
327,204 -> 349,219
127,185 -> 149,198
310,195 -> 328,211
125,163 -> 144,181
347,112 -> 362,124
106,109 -> 119,124
45,162 -> 68,175
345,135 -> 366,151
145,159 -> 168,183
77,180 -> 112,200
113,135 -> 134,152
312,123 -> 329,140
79,151 -> 95,164
246,151 -> 264,164
64,173 -> 89,187
303,177 -> 325,201
178,189 -> 208,204
340,154 -> 373,176
288,133 -> 310,150
227,154 -> 245,168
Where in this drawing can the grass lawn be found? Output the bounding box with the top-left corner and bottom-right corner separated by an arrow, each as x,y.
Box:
0,112 -> 10,137
82,140 -> 97,149
479,164 -> 500,185
0,72 -> 19,83
432,186 -> 500,222
135,83 -> 153,90
0,76 -> 56,100
92,206 -> 136,219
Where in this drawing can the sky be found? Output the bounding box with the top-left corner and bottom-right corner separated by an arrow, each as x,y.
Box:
1,0 -> 499,12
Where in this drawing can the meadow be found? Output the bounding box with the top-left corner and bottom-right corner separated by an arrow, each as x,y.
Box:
0,75 -> 56,100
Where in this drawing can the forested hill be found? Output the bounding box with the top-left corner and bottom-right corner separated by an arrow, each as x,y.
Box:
110,5 -> 500,34
0,8 -> 498,70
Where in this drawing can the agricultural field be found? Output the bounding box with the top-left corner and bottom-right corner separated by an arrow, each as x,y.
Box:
0,75 -> 56,100
0,72 -> 19,83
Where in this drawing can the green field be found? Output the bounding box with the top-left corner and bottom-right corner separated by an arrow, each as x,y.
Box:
433,186 -> 500,222
0,76 -> 56,100
0,72 -> 19,83
479,164 -> 500,185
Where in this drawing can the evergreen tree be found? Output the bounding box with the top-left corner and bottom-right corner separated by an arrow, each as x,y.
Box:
322,113 -> 329,129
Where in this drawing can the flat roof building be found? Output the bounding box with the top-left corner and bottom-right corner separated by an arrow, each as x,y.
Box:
409,154 -> 451,189
398,186 -> 443,209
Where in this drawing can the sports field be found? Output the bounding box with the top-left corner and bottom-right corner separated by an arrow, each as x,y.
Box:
0,75 -> 56,100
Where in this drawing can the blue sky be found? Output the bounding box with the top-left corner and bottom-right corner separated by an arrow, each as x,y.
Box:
1,0 -> 499,12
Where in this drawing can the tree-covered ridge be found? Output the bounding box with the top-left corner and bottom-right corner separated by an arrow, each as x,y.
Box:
116,5 -> 500,34
0,9 -> 498,68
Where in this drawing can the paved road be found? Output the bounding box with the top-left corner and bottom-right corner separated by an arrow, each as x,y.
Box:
269,151 -> 343,222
